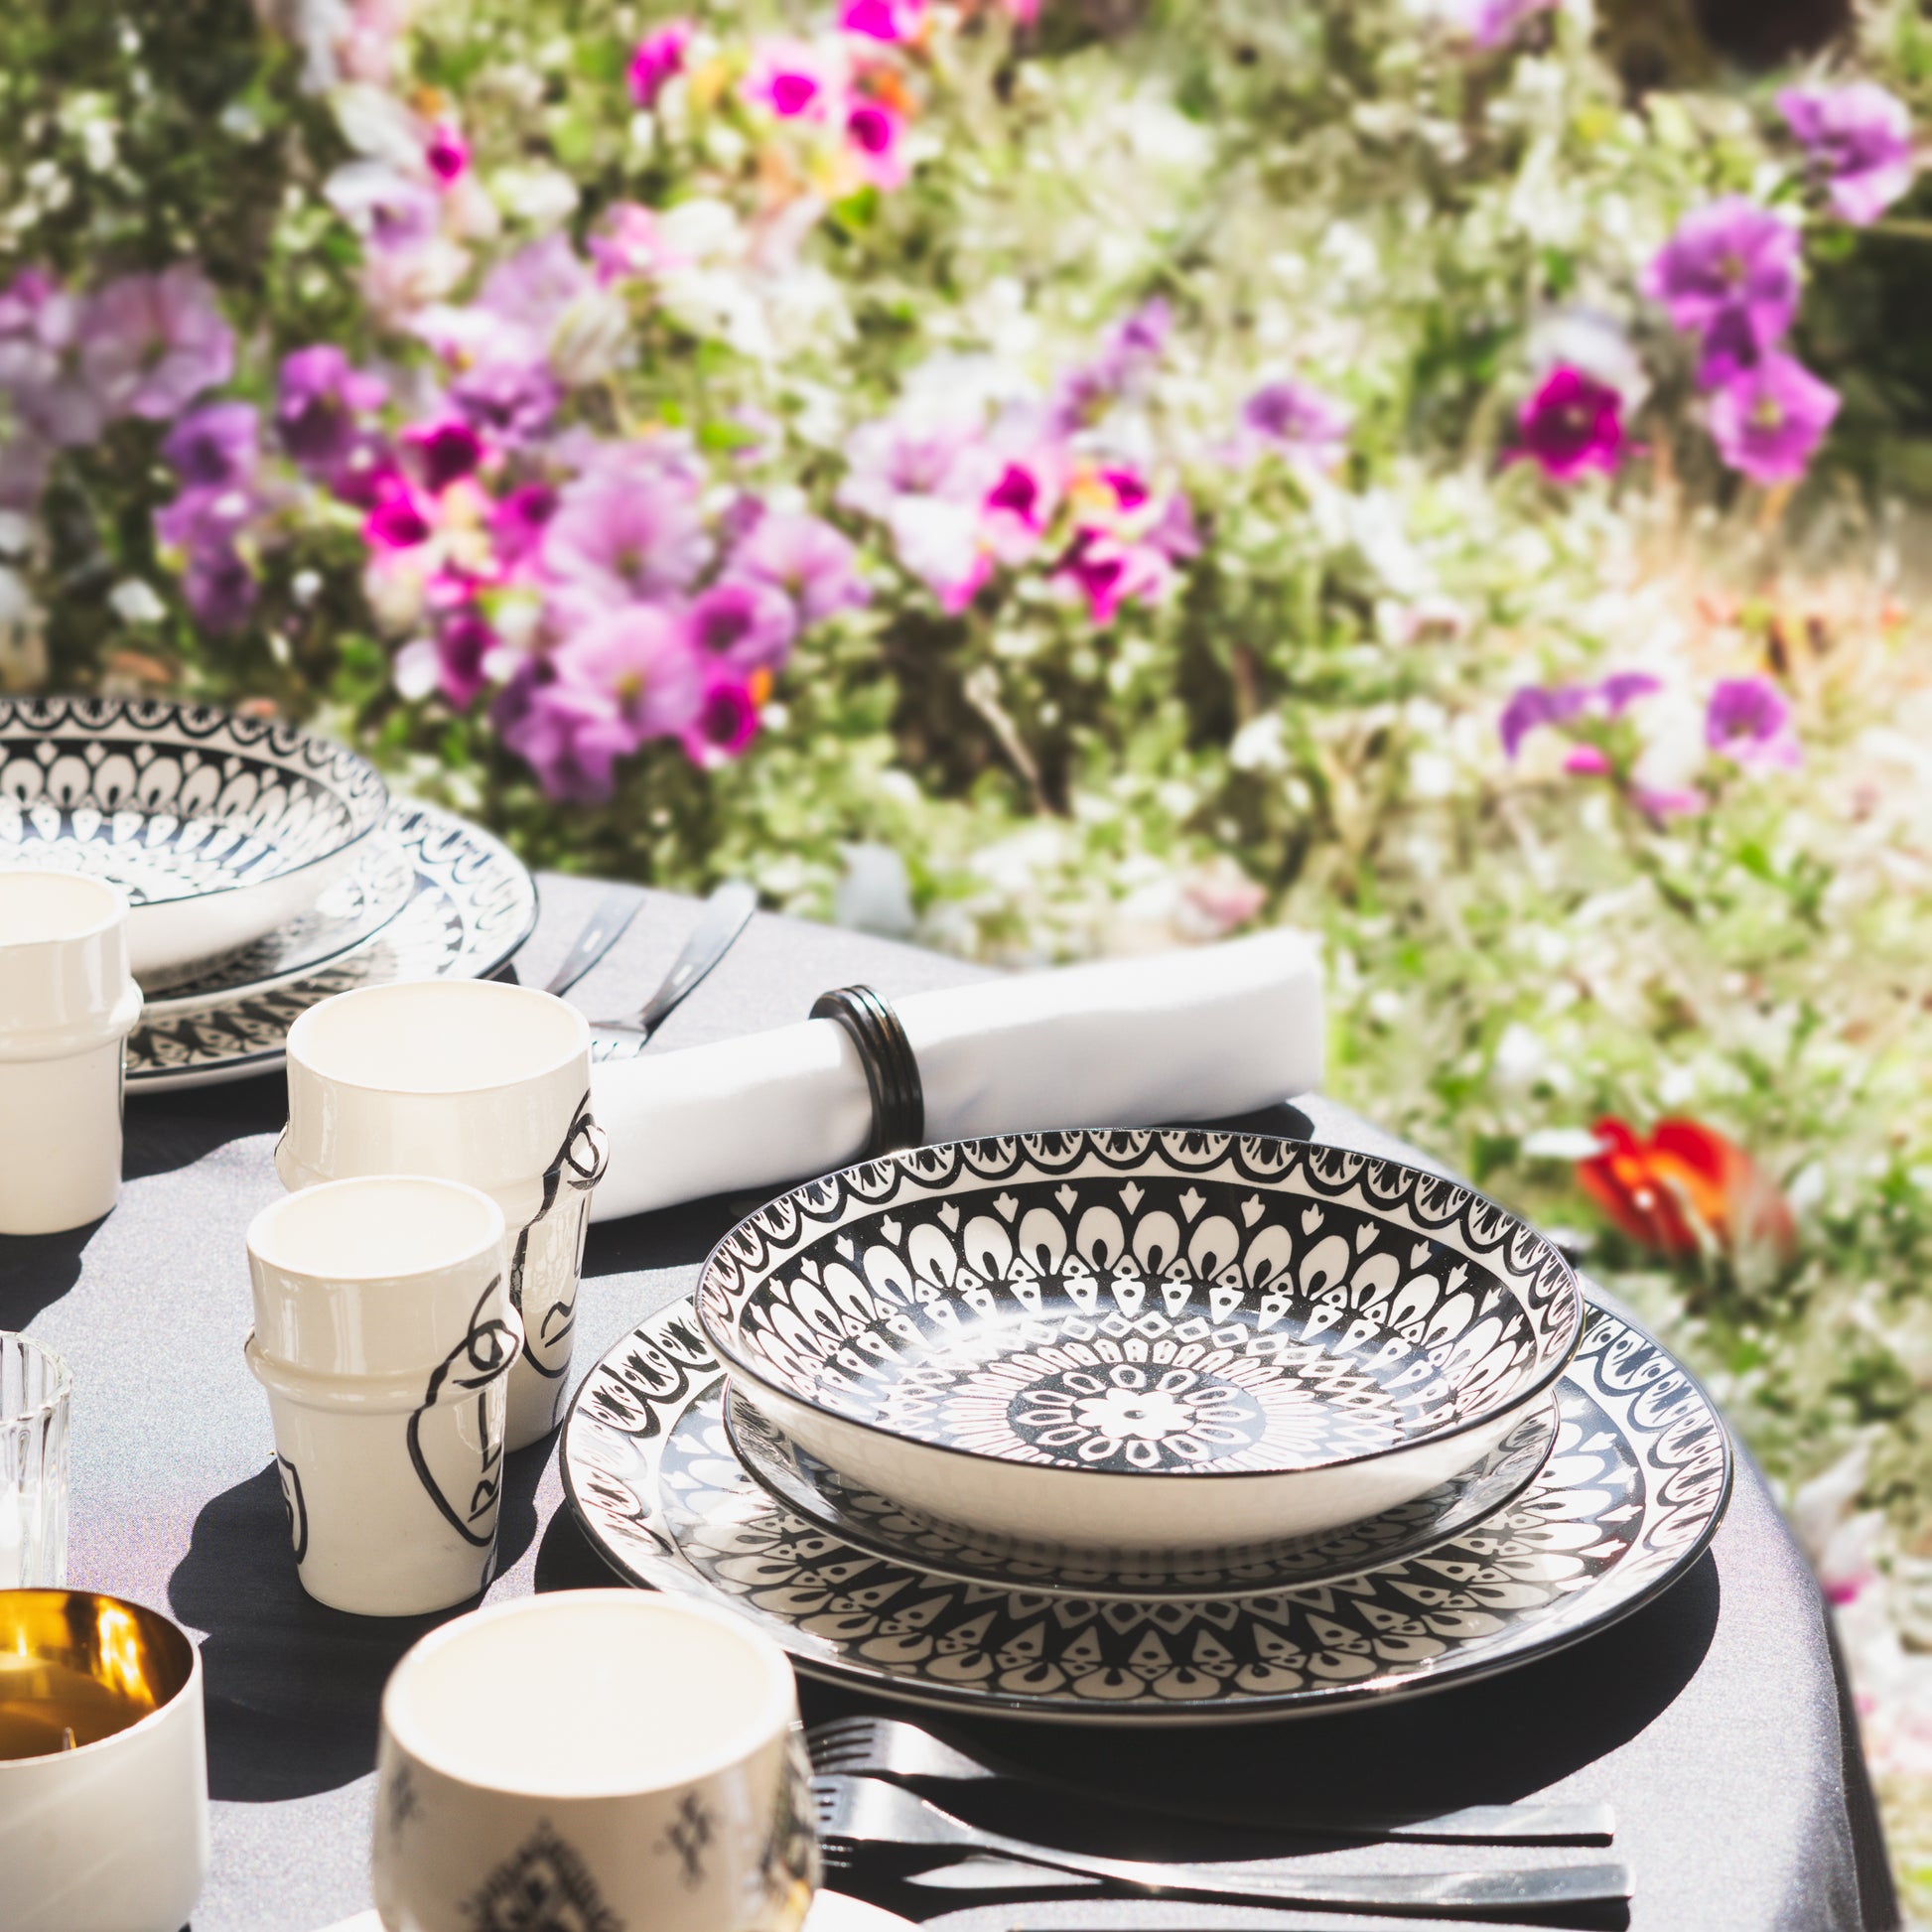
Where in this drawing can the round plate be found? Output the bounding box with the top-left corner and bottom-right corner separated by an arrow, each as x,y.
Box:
696,1134 -> 1582,1557
141,834 -> 415,1018
564,1297 -> 1730,1725
724,1380 -> 1557,1600
0,696 -> 388,984
125,802 -> 537,1090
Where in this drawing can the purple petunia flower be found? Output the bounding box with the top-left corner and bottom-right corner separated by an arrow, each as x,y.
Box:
627,19 -> 693,107
182,546 -> 258,632
682,666 -> 763,767
1240,379 -> 1351,473
1706,675 -> 1802,771
541,466 -> 713,615
1642,200 -> 1800,372
491,483 -> 558,566
685,579 -> 797,674
729,511 -> 869,624
1051,298 -> 1172,432
154,483 -> 261,633
1707,352 -> 1840,484
79,267 -> 235,423
0,269 -> 103,449
1600,671 -> 1663,713
431,612 -> 496,709
1779,82 -> 1918,227
1509,366 -> 1624,482
1499,682 -> 1591,759
277,345 -> 388,471
162,402 -> 260,490
404,418 -> 486,494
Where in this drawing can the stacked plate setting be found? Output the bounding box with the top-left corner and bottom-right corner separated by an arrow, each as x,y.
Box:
0,696 -> 542,1088
565,1129 -> 1734,1724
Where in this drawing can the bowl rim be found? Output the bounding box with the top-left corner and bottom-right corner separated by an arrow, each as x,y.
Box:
697,1129 -> 1586,1485
0,695 -> 389,911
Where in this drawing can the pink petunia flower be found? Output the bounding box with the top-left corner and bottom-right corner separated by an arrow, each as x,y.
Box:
404,418 -> 486,494
1053,527 -> 1171,624
729,510 -> 869,623
1779,82 -> 1918,227
362,476 -> 435,550
682,665 -> 765,767
841,0 -> 925,41
1707,352 -> 1840,485
540,465 -> 713,614
1706,675 -> 1802,771
742,39 -> 841,122
685,579 -> 797,674
588,203 -> 686,284
424,123 -> 471,186
845,98 -> 910,192
1509,365 -> 1625,481
0,268 -> 103,449
628,19 -> 693,107
1642,199 -> 1800,373
79,266 -> 235,422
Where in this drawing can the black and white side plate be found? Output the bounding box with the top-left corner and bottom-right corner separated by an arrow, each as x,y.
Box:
125,802 -> 540,1091
722,1381 -> 1557,1601
141,834 -> 416,1018
564,1298 -> 1730,1724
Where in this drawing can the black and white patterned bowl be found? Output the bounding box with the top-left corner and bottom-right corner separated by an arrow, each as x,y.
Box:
0,697 -> 389,987
697,1132 -> 1584,1559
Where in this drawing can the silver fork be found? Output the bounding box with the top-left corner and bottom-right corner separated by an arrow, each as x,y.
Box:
811,1776 -> 1633,1915
592,880 -> 758,1035
805,1718 -> 1613,1847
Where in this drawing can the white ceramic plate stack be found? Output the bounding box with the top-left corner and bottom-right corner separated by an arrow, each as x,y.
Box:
0,697 -> 545,1089
565,1130 -> 1733,1724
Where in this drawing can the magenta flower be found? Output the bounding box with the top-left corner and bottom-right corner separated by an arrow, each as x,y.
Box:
0,269 -> 102,449
491,483 -> 558,566
1708,352 -> 1839,484
1500,671 -> 1662,762
1053,529 -> 1170,624
362,477 -> 435,550
541,467 -> 712,614
277,345 -> 388,470
424,123 -> 470,185
729,511 -> 869,623
627,19 -> 693,107
841,0 -> 924,41
685,579 -> 797,673
1779,82 -> 1917,227
846,99 -> 910,192
1509,366 -> 1625,481
404,418 -> 486,494
533,603 -> 705,793
1239,380 -> 1350,472
161,402 -> 259,489
429,613 -> 495,709
1460,0 -> 1556,47
1642,200 -> 1800,367
743,40 -> 840,122
682,667 -> 763,767
1706,675 -> 1802,771
79,267 -> 234,422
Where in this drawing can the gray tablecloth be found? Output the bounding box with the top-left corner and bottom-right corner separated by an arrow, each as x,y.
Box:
0,876 -> 1898,1932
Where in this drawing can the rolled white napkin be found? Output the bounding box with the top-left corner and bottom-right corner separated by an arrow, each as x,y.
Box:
589,928 -> 1322,1223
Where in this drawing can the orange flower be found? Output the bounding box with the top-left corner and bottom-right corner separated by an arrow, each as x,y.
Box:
1576,1117 -> 1796,1261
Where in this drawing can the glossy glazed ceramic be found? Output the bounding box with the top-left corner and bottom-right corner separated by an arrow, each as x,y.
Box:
699,1133 -> 1583,1555
372,1591 -> 818,1932
277,981 -> 606,1449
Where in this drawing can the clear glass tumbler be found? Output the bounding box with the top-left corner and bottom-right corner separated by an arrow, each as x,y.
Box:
0,1332 -> 70,1587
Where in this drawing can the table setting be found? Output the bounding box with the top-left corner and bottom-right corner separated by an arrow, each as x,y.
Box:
0,697 -> 1899,1931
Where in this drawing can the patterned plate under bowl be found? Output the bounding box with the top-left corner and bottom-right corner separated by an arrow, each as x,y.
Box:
0,697 -> 389,987
723,1381 -> 1557,1601
125,801 -> 538,1091
141,834 -> 415,1019
564,1296 -> 1730,1725
697,1134 -> 1584,1558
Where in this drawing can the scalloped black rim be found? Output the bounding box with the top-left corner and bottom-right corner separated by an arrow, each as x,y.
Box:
696,1132 -> 1586,1485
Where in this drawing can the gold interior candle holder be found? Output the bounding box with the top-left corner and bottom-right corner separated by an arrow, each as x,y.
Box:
0,1589 -> 196,1761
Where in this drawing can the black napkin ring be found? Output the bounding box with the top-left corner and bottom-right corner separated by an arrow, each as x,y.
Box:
811,984 -> 925,1157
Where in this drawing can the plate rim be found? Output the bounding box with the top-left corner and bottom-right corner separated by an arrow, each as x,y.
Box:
696,1132 -> 1587,1488
561,1293 -> 1734,1725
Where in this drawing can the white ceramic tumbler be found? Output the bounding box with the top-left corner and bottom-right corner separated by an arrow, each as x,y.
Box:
0,1589 -> 209,1932
0,872 -> 143,1235
276,981 -> 606,1451
244,1176 -> 520,1617
372,1591 -> 817,1932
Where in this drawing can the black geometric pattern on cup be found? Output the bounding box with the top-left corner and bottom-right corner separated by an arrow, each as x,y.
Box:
700,1133 -> 1582,1479
657,1790 -> 717,1889
722,1383 -> 1557,1600
407,1277 -> 519,1549
143,833 -> 414,1014
384,1760 -> 422,1842
275,1453 -> 308,1565
562,1296 -> 1731,1722
465,1820 -> 623,1932
124,801 -> 546,1087
508,1094 -> 609,1385
0,696 -> 386,913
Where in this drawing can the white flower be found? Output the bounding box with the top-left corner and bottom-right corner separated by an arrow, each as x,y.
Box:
107,579 -> 166,624
549,287 -> 631,385
488,165 -> 579,227
833,845 -> 916,938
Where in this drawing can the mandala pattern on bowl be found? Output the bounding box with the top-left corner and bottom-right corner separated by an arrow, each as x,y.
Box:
0,696 -> 387,902
564,1296 -> 1730,1723
723,1381 -> 1558,1600
700,1133 -> 1582,1478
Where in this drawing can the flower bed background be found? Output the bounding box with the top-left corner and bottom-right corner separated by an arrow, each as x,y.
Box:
3,0 -> 1931,1905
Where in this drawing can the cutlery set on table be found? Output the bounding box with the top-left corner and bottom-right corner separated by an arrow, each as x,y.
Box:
0,696 -> 1736,1929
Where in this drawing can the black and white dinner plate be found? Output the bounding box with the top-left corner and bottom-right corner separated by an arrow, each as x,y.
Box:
125,801 -> 539,1090
722,1381 -> 1558,1601
564,1294 -> 1730,1724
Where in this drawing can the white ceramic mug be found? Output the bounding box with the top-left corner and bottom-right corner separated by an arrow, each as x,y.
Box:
372,1591 -> 818,1932
0,871 -> 143,1235
0,1589 -> 209,1932
245,1175 -> 519,1616
276,981 -> 607,1450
